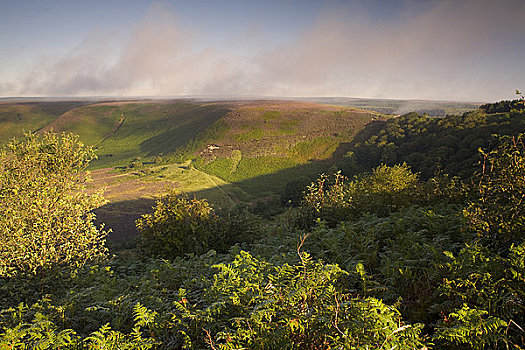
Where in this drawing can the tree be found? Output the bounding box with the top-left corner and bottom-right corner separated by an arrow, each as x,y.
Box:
0,132 -> 108,277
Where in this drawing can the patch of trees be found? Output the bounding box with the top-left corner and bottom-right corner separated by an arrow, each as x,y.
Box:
479,92 -> 525,113
345,101 -> 525,179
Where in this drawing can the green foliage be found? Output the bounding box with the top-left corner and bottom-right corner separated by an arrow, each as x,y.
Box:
0,303 -> 158,349
265,204 -> 465,324
480,96 -> 525,113
464,134 -> 525,248
0,249 -> 426,349
434,304 -> 507,349
136,194 -> 215,257
434,136 -> 525,348
0,132 -> 108,278
137,194 -> 259,258
295,164 -> 421,228
168,251 -> 426,349
347,107 -> 525,179
436,243 -> 525,348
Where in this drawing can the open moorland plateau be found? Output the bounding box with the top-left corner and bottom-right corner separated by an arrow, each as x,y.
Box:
2,95 -> 525,349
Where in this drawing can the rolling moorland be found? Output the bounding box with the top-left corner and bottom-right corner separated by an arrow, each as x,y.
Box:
1,95 -> 525,348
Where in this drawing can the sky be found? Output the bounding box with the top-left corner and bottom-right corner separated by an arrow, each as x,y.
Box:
0,0 -> 524,102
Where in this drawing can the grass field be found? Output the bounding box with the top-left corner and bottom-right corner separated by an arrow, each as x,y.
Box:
90,161 -> 250,245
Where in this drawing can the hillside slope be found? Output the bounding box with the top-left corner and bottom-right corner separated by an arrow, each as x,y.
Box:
1,99 -> 378,198
189,101 -> 378,194
342,102 -> 525,179
0,101 -> 90,143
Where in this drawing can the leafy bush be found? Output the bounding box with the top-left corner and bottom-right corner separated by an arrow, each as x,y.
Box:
0,132 -> 108,278
137,193 -> 259,258
464,134 -> 525,248
137,194 -> 215,257
293,164 -> 421,228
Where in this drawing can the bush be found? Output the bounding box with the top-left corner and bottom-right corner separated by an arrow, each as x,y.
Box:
137,194 -> 260,258
137,194 -> 214,257
464,134 -> 525,248
0,132 -> 108,278
293,164 -> 421,228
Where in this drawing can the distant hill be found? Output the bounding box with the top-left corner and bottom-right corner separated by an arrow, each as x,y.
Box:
0,101 -> 93,142
189,101 -> 376,184
299,97 -> 481,116
0,99 -> 377,197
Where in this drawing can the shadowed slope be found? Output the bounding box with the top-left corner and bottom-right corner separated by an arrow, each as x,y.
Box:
0,101 -> 90,143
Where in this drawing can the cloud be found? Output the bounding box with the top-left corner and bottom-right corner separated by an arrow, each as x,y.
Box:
253,0 -> 525,99
2,0 -> 525,101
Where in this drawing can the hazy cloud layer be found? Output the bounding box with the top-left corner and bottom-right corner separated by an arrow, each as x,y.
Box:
3,0 -> 525,101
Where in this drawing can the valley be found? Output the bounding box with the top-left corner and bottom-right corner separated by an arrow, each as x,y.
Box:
2,96 -> 524,349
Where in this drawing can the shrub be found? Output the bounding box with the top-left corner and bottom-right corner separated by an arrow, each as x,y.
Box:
210,205 -> 260,252
293,164 -> 421,228
0,132 -> 108,278
464,134 -> 525,248
137,194 -> 260,258
136,194 -> 214,257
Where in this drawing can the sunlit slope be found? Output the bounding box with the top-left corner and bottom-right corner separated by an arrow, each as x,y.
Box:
42,104 -> 123,144
0,101 -> 87,143
40,101 -> 231,168
190,101 -> 378,190
1,99 -> 378,197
